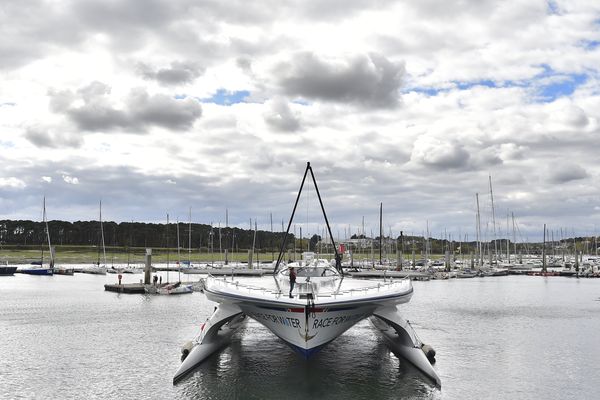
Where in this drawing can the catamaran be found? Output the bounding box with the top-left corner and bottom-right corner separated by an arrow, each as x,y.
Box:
173,163 -> 440,387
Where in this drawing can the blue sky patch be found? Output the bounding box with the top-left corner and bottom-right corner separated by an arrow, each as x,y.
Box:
404,80 -> 498,96
546,1 -> 560,15
292,99 -> 310,106
579,40 -> 600,50
537,73 -> 587,101
403,87 -> 443,96
200,89 -> 250,106
531,64 -> 587,102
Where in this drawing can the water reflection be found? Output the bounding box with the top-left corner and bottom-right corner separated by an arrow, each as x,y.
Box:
177,320 -> 439,400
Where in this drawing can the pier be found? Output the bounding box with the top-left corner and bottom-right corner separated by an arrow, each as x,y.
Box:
182,268 -> 267,276
348,270 -> 431,280
104,283 -> 146,294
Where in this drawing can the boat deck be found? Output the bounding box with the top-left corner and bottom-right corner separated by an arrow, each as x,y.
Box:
205,275 -> 413,306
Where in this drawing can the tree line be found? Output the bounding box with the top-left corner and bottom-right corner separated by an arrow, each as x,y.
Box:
0,219 -> 292,252
1,219 -> 592,255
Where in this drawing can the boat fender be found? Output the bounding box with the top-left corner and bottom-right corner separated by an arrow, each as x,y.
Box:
181,341 -> 193,361
421,344 -> 436,363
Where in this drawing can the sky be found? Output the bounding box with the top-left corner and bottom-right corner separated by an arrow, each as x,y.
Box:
1,0 -> 600,242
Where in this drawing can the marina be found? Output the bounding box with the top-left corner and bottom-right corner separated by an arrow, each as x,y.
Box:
3,0 -> 600,398
1,272 -> 598,399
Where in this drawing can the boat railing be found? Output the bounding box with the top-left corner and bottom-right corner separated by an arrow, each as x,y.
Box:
207,274 -> 411,299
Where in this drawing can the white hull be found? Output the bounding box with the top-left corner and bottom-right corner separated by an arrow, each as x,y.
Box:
240,303 -> 376,357
79,267 -> 107,275
158,284 -> 193,295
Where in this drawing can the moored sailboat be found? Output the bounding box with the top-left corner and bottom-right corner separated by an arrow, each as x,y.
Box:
20,198 -> 54,276
82,201 -> 107,275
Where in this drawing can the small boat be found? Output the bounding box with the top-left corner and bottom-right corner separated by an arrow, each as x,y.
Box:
81,263 -> 107,275
54,266 -> 75,275
82,201 -> 108,275
20,265 -> 54,275
456,269 -> 477,278
0,262 -> 17,276
149,281 -> 193,295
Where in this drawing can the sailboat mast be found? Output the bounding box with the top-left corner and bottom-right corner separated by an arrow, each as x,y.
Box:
476,193 -> 481,266
379,202 -> 383,265
177,219 -> 181,264
43,197 -> 53,267
100,200 -> 107,266
177,219 -> 181,281
489,175 -> 498,263
270,212 -> 274,262
512,212 -> 517,261
506,211 -> 510,263
426,220 -> 430,268
542,224 -> 547,273
188,207 -> 192,264
166,214 -> 170,283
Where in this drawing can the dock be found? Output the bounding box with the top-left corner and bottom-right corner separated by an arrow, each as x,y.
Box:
348,270 -> 431,280
182,268 -> 267,276
104,283 -> 147,294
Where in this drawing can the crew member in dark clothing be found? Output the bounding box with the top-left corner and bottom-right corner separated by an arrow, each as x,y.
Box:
289,267 -> 297,298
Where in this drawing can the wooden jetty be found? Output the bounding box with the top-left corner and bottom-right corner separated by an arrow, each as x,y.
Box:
182,268 -> 267,276
348,270 -> 431,280
104,283 -> 146,294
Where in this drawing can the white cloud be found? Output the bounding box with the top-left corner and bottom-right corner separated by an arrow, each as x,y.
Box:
62,175 -> 79,185
42,176 -> 52,183
0,177 -> 26,189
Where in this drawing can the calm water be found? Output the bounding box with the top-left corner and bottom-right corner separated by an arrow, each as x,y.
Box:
1,272 -> 599,399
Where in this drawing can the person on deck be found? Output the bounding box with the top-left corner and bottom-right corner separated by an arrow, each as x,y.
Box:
289,267 -> 297,298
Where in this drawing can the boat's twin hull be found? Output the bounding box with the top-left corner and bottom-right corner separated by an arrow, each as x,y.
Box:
174,278 -> 440,387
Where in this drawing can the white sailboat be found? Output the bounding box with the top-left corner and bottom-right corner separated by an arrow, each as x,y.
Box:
146,213 -> 192,295
20,197 -> 55,276
83,200 -> 107,275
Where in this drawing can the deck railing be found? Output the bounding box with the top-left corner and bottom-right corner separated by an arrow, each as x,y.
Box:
206,274 -> 411,300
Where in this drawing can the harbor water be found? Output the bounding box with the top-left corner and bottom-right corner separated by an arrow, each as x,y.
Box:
1,273 -> 599,399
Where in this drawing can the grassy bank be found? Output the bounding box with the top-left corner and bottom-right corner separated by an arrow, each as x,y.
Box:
0,246 -> 423,265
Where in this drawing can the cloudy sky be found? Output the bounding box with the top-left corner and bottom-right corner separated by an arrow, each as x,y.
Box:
2,0 -> 600,242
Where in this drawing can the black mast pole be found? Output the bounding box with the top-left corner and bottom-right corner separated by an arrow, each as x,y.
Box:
307,165 -> 343,275
274,163 -> 311,274
379,202 -> 383,265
